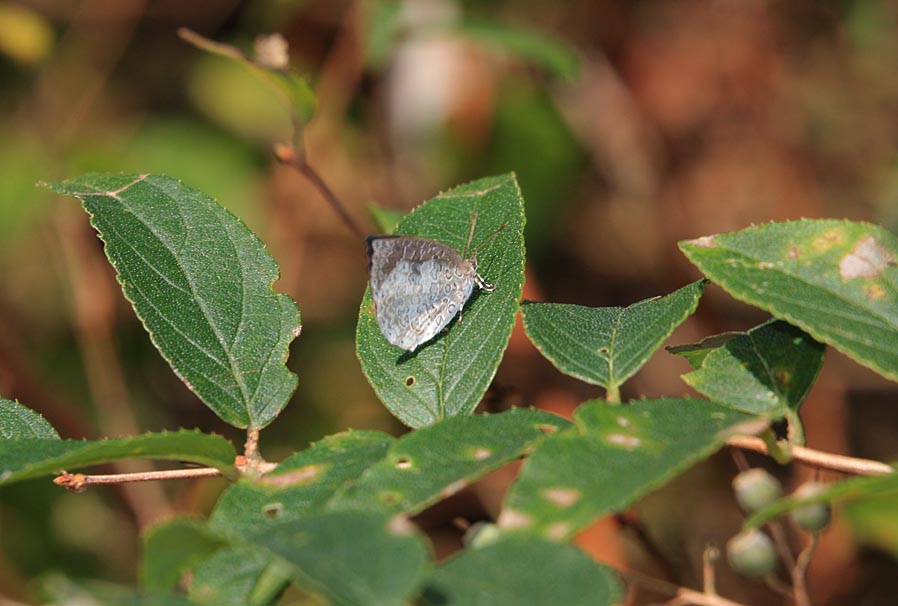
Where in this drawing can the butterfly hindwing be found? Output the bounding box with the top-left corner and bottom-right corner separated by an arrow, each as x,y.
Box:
367,237 -> 477,351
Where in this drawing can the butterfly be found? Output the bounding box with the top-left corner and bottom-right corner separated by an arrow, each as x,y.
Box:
366,213 -> 506,352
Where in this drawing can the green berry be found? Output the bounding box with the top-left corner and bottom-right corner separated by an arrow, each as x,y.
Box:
732,468 -> 783,514
789,482 -> 831,531
727,529 -> 777,578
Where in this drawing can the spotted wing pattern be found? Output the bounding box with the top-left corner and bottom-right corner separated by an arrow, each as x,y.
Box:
367,236 -> 477,351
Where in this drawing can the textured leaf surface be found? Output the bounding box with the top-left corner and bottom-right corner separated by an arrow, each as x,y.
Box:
521,280 -> 704,391
681,320 -> 825,416
0,430 -> 236,485
502,398 -> 757,538
209,430 -> 394,535
42,173 -> 301,429
140,518 -> 226,594
422,536 -> 622,606
357,173 -> 526,427
0,398 -> 58,439
680,220 -> 898,383
245,510 -> 429,606
189,547 -> 290,606
331,409 -> 570,514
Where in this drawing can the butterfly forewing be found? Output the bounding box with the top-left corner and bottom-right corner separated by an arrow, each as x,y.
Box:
367,236 -> 477,351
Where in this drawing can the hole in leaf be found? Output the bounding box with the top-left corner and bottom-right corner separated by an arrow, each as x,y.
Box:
262,502 -> 283,518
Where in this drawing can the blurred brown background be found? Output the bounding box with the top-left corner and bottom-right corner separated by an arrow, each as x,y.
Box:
1,0 -> 897,604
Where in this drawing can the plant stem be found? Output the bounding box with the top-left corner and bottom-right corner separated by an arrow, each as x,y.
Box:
54,467 -> 223,492
727,435 -> 892,476
606,383 -> 621,404
792,533 -> 818,606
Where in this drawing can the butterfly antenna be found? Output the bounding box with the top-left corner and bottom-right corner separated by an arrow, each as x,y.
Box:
464,210 -> 479,256
470,222 -> 509,261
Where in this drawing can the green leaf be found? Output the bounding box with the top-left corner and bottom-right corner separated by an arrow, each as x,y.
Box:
746,472 -> 897,528
210,430 -> 394,535
356,173 -> 526,427
681,320 -> 825,418
244,510 -> 430,606
41,174 -> 301,429
180,28 -> 316,126
189,547 -> 290,606
501,398 -> 759,539
680,220 -> 898,383
455,21 -> 580,80
330,408 -> 570,514
368,204 -> 405,234
422,536 -> 622,606
140,518 -> 226,594
667,332 -> 742,369
843,476 -> 898,560
0,429 -> 236,486
521,280 -> 705,395
0,398 -> 59,439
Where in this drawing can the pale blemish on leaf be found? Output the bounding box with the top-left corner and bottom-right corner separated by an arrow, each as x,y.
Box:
758,262 -> 774,269
788,245 -> 800,259
497,508 -> 533,529
605,433 -> 641,450
441,480 -> 468,498
545,522 -> 571,541
387,514 -> 415,536
535,423 -> 559,434
262,502 -> 283,518
261,464 -> 323,487
689,235 -> 717,248
840,236 -> 896,280
471,447 -> 492,460
542,487 -> 581,508
395,457 -> 413,470
616,416 -> 631,428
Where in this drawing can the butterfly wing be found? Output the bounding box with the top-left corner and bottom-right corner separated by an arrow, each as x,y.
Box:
367,237 -> 476,351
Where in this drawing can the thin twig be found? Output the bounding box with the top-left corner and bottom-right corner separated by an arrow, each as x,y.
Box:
792,533 -> 818,606
727,436 -> 893,476
702,545 -> 719,596
295,157 -> 367,239
766,517 -> 797,572
54,467 -> 223,492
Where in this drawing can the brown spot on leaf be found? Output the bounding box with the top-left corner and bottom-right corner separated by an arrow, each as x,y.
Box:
405,376 -> 415,387
774,369 -> 792,389
395,457 -> 413,470
840,236 -> 896,280
866,283 -> 886,300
